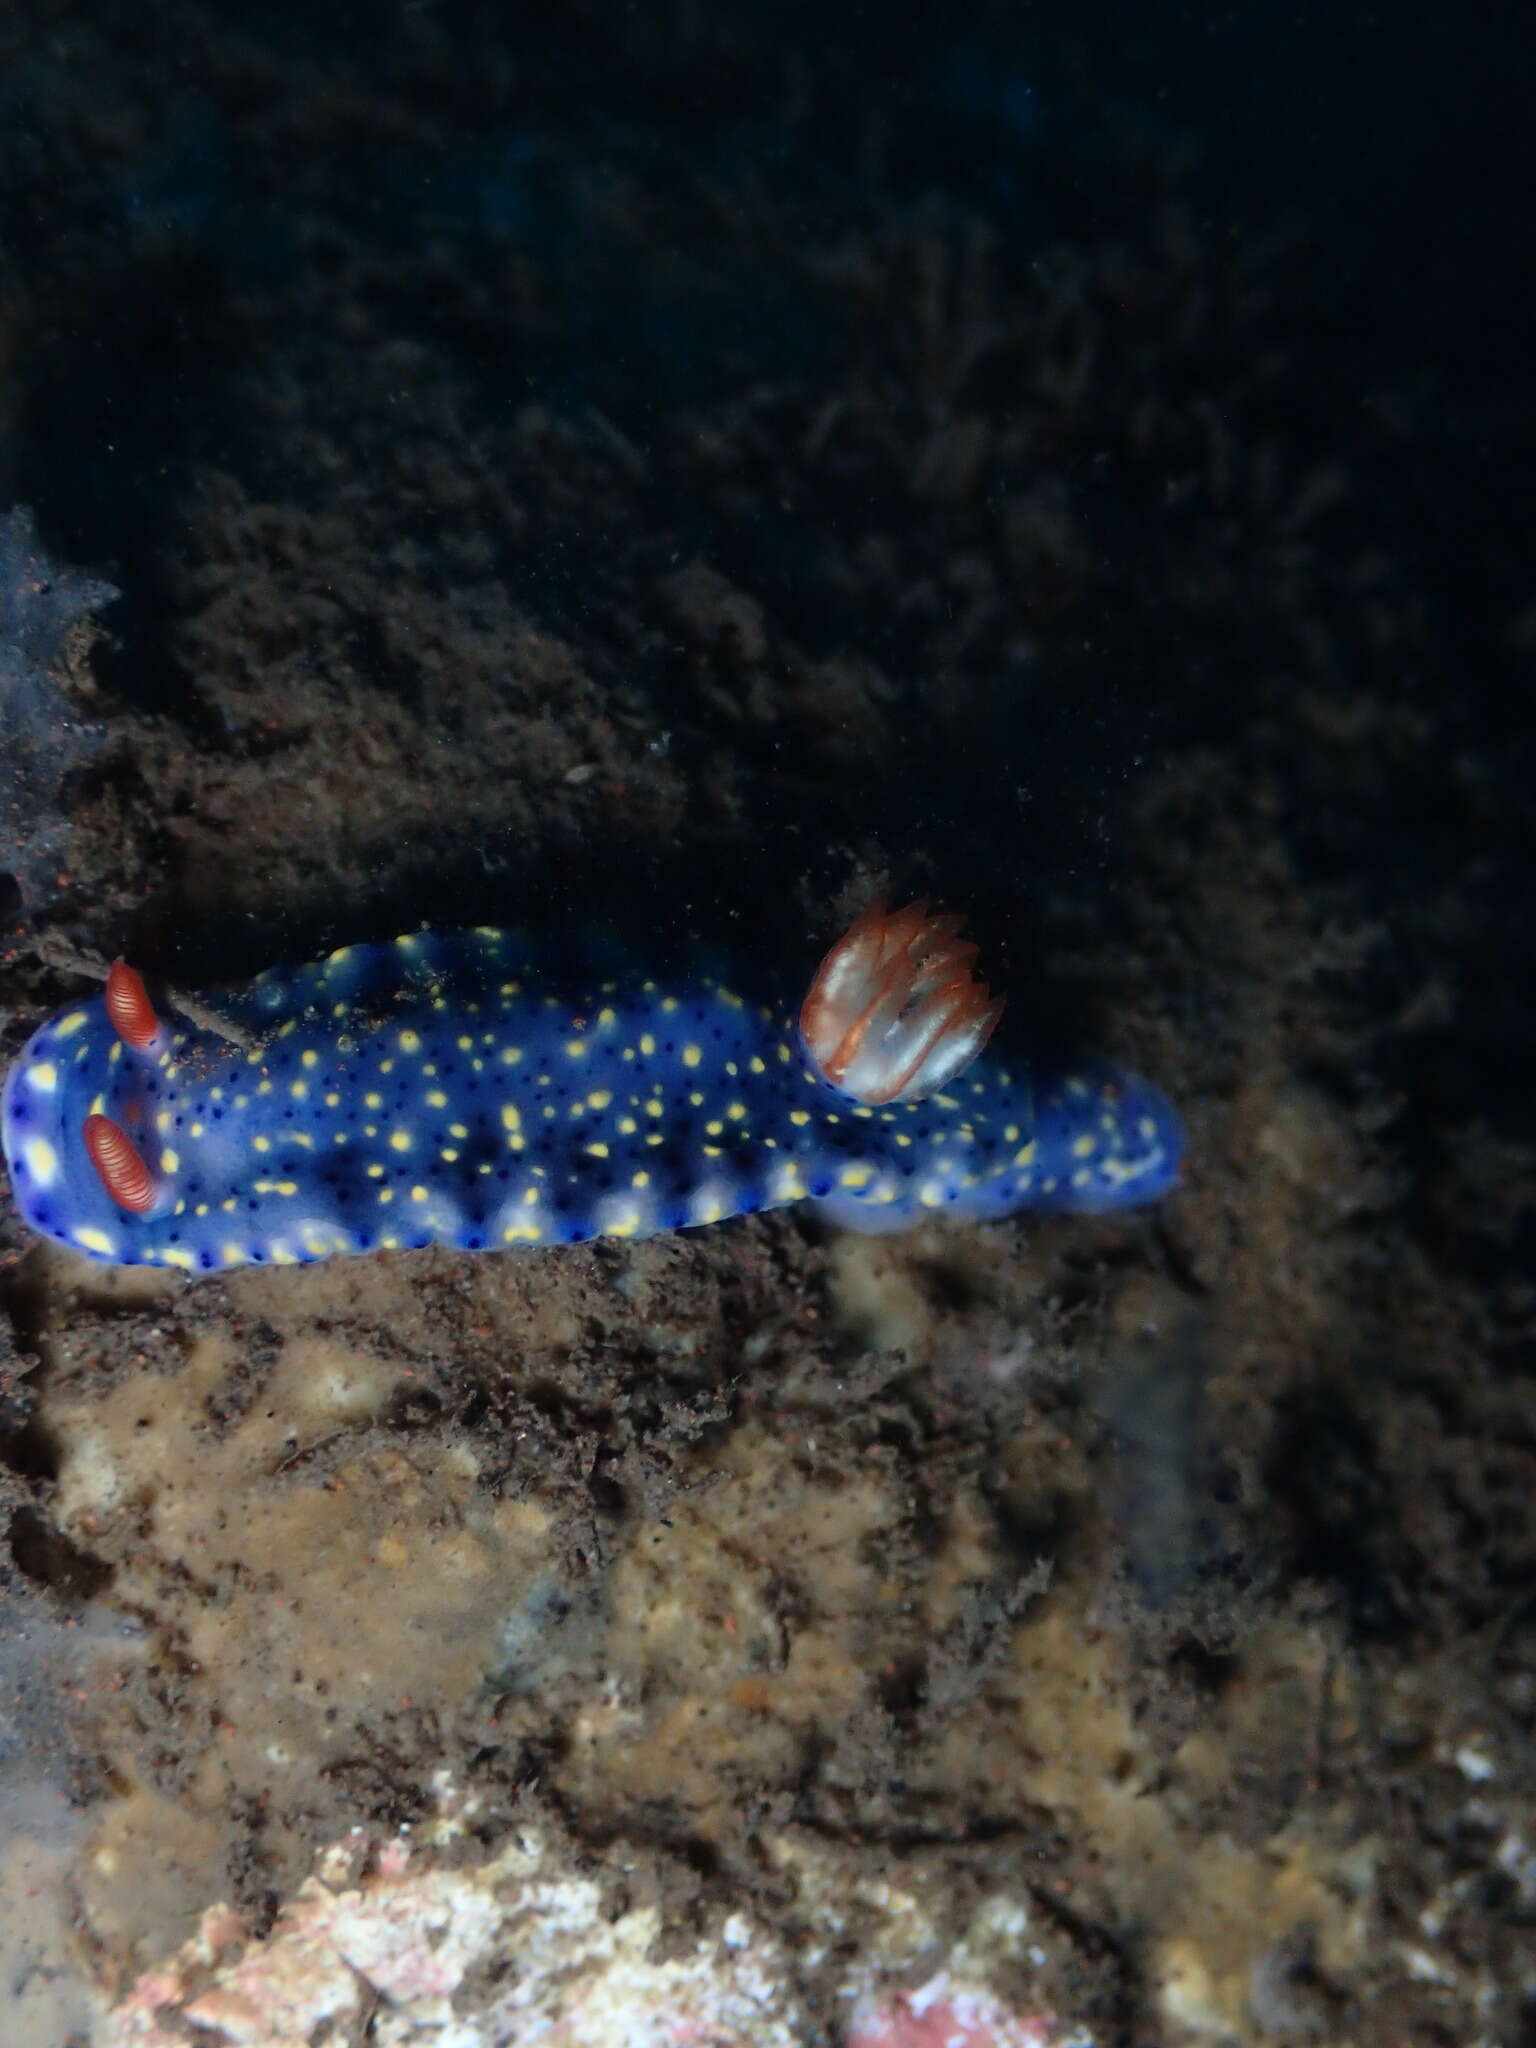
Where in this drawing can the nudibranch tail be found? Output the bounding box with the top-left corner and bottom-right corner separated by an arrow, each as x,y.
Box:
800,898 -> 1006,1105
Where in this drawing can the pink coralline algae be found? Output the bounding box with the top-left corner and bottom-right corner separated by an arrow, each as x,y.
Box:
847,1976 -> 1063,2048
102,1826 -> 1084,2048
0,505 -> 117,906
105,1831 -> 807,2047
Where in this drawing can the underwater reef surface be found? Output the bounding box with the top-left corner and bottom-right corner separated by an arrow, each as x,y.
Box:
0,507 -> 117,911
0,1 -> 1532,2042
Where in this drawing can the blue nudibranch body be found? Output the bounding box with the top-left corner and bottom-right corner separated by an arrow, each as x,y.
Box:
1,907 -> 1182,1272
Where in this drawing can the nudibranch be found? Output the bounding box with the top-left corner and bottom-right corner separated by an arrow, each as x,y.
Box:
1,906 -> 1182,1272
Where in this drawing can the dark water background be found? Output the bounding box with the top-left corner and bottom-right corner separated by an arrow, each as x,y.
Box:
5,5 -> 1528,603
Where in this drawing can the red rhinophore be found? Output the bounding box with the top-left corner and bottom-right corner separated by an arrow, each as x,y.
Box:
800,897 -> 1006,1106
105,958 -> 160,1051
83,1113 -> 159,1214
